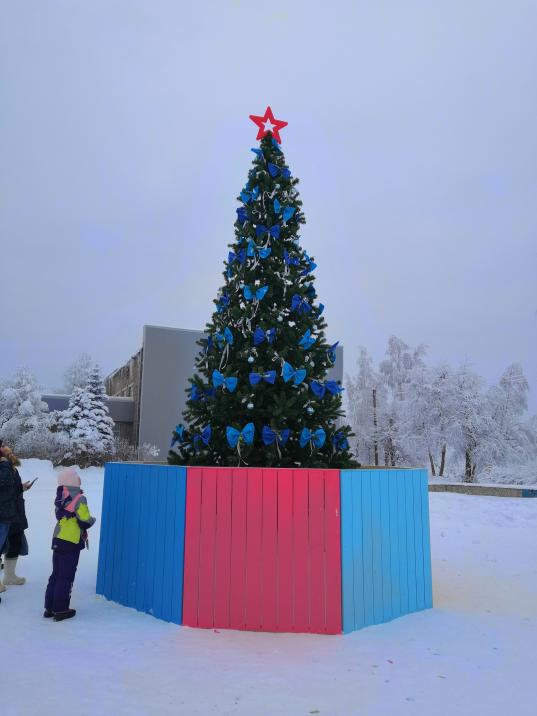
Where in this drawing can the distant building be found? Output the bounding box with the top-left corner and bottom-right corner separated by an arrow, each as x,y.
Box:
43,324 -> 343,460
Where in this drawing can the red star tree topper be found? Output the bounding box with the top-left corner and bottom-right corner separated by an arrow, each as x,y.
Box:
249,106 -> 288,144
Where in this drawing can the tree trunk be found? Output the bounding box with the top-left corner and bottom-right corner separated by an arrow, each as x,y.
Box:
372,388 -> 379,466
428,450 -> 436,476
439,444 -> 447,476
464,448 -> 474,482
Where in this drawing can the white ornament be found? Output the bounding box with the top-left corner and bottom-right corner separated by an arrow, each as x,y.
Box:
307,406 -> 314,415
247,402 -> 254,410
277,316 -> 283,323
248,356 -> 255,364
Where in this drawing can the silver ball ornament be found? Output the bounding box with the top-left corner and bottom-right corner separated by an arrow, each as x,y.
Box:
307,406 -> 314,415
247,356 -> 255,364
247,402 -> 254,409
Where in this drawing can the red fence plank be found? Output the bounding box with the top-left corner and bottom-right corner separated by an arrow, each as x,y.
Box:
245,468 -> 263,629
324,470 -> 343,633
182,467 -> 202,626
261,469 -> 278,631
197,468 -> 217,628
213,469 -> 232,628
229,468 -> 248,630
277,469 -> 294,632
309,470 -> 325,632
293,469 -> 310,632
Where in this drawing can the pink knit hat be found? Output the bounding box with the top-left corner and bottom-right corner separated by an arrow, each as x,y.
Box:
57,467 -> 82,487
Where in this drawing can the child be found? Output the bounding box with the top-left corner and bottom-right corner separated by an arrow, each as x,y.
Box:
44,467 -> 96,621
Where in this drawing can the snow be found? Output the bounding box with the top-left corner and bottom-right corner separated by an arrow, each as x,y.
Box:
2,459 -> 537,716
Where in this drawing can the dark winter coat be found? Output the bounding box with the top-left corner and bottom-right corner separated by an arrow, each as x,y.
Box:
0,458 -> 18,522
10,468 -> 28,532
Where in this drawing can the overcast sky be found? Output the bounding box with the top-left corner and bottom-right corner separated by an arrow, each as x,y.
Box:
1,1 -> 536,410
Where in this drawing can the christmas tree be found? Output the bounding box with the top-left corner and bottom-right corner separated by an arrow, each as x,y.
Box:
169,107 -> 357,468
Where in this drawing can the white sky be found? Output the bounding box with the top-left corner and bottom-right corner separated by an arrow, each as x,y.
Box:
1,1 -> 536,409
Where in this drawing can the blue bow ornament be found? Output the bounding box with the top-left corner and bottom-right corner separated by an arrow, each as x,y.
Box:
253,326 -> 275,346
299,427 -> 326,449
226,422 -> 255,449
212,370 -> 238,392
282,362 -> 307,385
249,370 -> 276,386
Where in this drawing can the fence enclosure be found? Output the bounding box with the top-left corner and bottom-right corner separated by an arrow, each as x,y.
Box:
97,463 -> 432,633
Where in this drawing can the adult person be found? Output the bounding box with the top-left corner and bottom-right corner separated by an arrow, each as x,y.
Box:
0,441 -> 34,588
0,440 -> 18,596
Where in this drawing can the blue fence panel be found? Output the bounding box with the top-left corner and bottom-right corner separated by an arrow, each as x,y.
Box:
340,468 -> 432,633
96,463 -> 187,624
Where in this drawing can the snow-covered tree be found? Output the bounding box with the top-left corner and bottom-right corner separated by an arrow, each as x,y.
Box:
0,368 -> 48,446
62,353 -> 94,394
346,337 -> 536,480
57,365 -> 115,466
86,365 -> 115,454
346,348 -> 384,465
485,363 -> 532,465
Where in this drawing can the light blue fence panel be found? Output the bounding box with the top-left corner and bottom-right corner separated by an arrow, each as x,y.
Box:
340,468 -> 432,633
96,463 -> 187,624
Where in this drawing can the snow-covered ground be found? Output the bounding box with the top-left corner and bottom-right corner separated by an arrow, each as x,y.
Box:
2,459 -> 536,716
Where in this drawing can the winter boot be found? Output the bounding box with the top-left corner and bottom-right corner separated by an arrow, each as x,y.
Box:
43,609 -> 54,618
2,558 -> 26,586
54,609 -> 76,622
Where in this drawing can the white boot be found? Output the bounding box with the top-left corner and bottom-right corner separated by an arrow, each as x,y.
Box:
3,558 -> 26,585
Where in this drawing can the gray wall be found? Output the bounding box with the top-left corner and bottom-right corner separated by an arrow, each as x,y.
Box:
138,325 -> 204,458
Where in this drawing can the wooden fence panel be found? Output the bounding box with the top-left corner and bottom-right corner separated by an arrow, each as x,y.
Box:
96,463 -> 187,624
340,468 -> 432,633
182,467 -> 342,634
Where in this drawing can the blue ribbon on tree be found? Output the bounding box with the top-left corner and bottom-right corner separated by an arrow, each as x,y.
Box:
291,294 -> 311,314
326,341 -> 339,363
283,249 -> 300,267
271,137 -> 281,151
217,294 -> 230,312
251,148 -> 263,156
273,198 -> 296,222
253,326 -> 275,345
240,185 -> 260,203
193,425 -> 212,452
249,370 -> 276,386
212,370 -> 238,392
247,240 -> 272,260
262,426 -> 290,456
215,327 -> 234,347
332,431 -> 349,451
226,422 -> 255,449
282,362 -> 307,385
243,285 -> 269,301
298,329 -> 316,349
170,424 -> 186,448
268,162 -> 280,177
310,380 -> 342,398
262,426 -> 290,446
256,224 -> 280,239
236,207 -> 248,223
299,427 -> 326,449
228,249 -> 247,265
